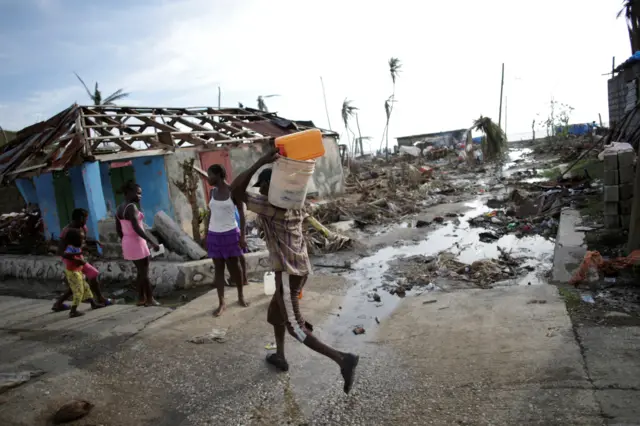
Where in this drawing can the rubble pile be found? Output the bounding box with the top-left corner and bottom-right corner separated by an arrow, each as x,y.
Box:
313,157 -> 477,227
469,175 -> 596,241
532,135 -> 599,160
0,208 -> 47,254
384,246 -> 528,292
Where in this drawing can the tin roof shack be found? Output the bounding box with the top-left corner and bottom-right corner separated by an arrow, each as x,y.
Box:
396,128 -> 472,152
0,105 -> 342,242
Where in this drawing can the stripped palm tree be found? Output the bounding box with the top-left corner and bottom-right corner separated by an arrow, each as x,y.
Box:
473,116 -> 507,163
74,73 -> 130,105
381,57 -> 401,157
618,0 -> 640,54
257,94 -> 279,112
354,112 -> 371,156
341,99 -> 358,156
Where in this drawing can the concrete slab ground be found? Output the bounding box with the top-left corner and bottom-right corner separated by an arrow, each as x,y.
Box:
0,280 -> 604,425
577,326 -> 640,424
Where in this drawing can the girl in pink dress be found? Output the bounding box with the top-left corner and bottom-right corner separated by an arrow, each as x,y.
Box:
115,181 -> 159,306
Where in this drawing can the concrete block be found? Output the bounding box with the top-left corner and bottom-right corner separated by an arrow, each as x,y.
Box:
604,215 -> 620,229
617,150 -> 636,168
622,215 -> 631,229
620,199 -> 633,215
619,182 -> 635,200
604,169 -> 619,186
604,185 -> 620,202
604,202 -> 619,216
604,152 -> 619,170
618,165 -> 636,184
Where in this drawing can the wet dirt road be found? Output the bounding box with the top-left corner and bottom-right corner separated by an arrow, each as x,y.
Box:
0,147 -> 604,425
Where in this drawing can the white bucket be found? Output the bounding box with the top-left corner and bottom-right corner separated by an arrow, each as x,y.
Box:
268,157 -> 315,209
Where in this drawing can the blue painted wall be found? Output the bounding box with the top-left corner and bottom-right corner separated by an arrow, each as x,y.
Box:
15,178 -> 38,205
99,162 -> 117,215
82,162 -> 108,242
32,173 -> 60,239
69,166 -> 89,214
131,155 -> 174,227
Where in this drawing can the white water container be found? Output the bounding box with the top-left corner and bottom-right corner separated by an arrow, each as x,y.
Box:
263,272 -> 276,296
268,157 -> 316,209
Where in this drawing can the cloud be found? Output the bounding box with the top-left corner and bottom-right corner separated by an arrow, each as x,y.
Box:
0,0 -> 634,141
0,85 -> 82,129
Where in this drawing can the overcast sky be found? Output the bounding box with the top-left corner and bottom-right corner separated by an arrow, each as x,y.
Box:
0,0 -> 633,149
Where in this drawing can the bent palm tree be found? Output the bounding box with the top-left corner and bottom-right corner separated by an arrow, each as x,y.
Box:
74,73 -> 130,105
341,99 -> 358,156
618,0 -> 640,54
473,116 -> 507,163
257,94 -> 279,112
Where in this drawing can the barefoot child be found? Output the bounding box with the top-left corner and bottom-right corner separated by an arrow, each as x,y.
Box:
63,228 -> 103,317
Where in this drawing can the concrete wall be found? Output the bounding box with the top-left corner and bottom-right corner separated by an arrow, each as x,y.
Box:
32,173 -> 60,239
310,136 -> 344,197
99,162 -> 117,216
608,63 -> 640,136
0,251 -> 271,295
99,155 -> 175,227
82,162 -> 108,242
165,149 -> 207,236
131,155 -> 174,227
15,179 -> 37,205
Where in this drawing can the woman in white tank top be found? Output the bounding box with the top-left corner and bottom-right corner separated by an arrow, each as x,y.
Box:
205,164 -> 249,316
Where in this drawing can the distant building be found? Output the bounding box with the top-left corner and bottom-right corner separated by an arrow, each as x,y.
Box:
396,128 -> 471,150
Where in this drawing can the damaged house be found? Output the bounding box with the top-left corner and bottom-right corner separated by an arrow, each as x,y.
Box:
0,104 -> 343,243
396,128 -> 472,150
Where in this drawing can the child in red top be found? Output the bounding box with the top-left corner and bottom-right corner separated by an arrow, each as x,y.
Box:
64,229 -> 102,317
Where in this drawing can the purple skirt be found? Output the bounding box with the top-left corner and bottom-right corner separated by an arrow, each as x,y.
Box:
207,229 -> 245,259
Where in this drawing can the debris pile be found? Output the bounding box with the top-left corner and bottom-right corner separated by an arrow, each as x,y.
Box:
312,157 -> 472,227
469,176 -> 595,241
0,208 -> 47,254
384,247 -> 528,292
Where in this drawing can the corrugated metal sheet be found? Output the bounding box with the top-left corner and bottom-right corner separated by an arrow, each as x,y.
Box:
239,120 -> 292,137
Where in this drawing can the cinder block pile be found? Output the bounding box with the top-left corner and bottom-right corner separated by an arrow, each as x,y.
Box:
603,149 -> 636,229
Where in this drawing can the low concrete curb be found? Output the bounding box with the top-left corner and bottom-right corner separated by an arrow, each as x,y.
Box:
0,250 -> 271,295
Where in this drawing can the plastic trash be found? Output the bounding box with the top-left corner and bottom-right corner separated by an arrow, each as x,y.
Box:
581,294 -> 595,304
263,272 -> 276,296
150,244 -> 165,258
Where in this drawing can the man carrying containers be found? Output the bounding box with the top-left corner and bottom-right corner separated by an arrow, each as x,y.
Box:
231,147 -> 359,394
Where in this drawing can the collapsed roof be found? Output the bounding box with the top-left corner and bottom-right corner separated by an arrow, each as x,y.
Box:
0,104 -> 337,182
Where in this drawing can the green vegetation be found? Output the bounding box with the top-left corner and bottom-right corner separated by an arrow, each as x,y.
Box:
473,116 -> 507,162
558,286 -> 581,310
540,158 -> 601,179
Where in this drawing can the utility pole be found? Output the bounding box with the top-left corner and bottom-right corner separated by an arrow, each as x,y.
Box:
320,77 -> 332,131
217,86 -> 221,109
498,63 -> 505,130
